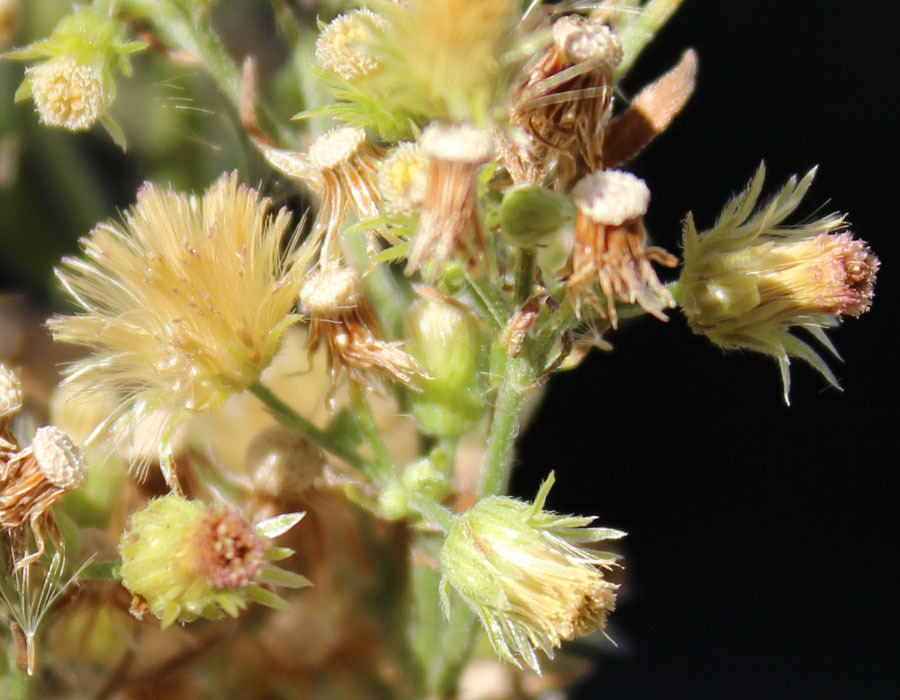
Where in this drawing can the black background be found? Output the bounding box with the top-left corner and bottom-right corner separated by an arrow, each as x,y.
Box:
515,1 -> 899,698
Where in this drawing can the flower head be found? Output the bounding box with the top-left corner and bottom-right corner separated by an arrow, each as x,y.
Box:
679,163 -> 879,402
256,127 -> 384,258
440,473 -> 624,674
1,426 -> 86,569
565,169 -> 678,326
507,14 -> 622,187
3,5 -> 143,144
47,172 -> 304,487
299,265 -> 426,394
0,363 -> 23,453
315,9 -> 388,82
407,123 -> 493,278
378,142 -> 430,217
118,494 -> 310,628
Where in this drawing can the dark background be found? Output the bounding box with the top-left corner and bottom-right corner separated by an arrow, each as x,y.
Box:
2,1 -> 898,698
514,1 -> 899,698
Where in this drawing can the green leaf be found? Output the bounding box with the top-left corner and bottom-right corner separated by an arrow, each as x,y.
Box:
255,512 -> 306,539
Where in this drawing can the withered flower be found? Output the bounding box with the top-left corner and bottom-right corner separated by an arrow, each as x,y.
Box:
508,14 -> 622,187
299,265 -> 426,393
256,126 -> 385,258
1,426 -> 86,569
407,123 -> 493,278
565,169 -> 678,327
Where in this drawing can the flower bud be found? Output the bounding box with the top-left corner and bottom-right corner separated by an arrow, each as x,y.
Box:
406,296 -> 486,437
499,183 -> 575,247
119,494 -> 310,628
440,474 -> 624,673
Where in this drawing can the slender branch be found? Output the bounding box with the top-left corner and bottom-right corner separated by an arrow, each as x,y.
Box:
348,383 -> 395,485
407,493 -> 454,533
477,354 -> 535,498
514,247 -> 536,307
248,381 -> 370,472
465,271 -> 509,330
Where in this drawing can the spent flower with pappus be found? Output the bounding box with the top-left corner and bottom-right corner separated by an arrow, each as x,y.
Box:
47,172 -> 304,488
118,494 -> 310,628
1,3 -> 144,146
679,163 -> 878,402
440,473 -> 624,674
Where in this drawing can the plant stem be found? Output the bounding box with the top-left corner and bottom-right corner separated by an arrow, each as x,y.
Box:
478,353 -> 535,498
514,247 -> 536,307
248,381 -> 369,472
615,0 -> 687,79
406,493 -> 454,533
349,383 -> 396,485
465,271 -> 509,330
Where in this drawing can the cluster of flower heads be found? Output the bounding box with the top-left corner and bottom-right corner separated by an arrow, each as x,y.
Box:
1,0 -> 879,682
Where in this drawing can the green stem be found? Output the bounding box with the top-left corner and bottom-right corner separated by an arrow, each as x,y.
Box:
248,381 -> 369,472
478,353 -> 535,498
514,247 -> 536,307
407,493 -> 454,533
614,0 -> 687,79
349,383 -> 395,485
343,229 -> 409,338
465,271 -> 509,330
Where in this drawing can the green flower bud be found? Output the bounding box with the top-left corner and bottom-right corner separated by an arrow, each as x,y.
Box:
499,183 -> 575,247
406,297 -> 486,437
440,474 -> 624,673
119,495 -> 310,628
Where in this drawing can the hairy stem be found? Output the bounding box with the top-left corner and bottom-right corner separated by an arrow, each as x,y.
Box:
248,381 -> 369,472
349,383 -> 396,485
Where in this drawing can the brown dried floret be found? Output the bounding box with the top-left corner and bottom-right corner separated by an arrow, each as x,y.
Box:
407,124 -> 493,278
508,14 -> 622,187
1,426 -> 86,569
300,266 -> 426,393
564,170 -> 677,327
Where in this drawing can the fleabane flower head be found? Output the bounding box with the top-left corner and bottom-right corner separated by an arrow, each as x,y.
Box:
509,13 -> 623,187
0,363 -> 23,450
378,142 -> 429,217
2,5 -> 144,145
315,9 -> 388,82
679,163 -> 879,403
565,169 -> 678,327
370,0 -> 520,122
440,473 -> 624,674
407,123 -> 493,279
47,172 -> 304,488
119,494 -> 310,628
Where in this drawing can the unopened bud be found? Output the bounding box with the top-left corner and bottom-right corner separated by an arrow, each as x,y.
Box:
406,296 -> 486,437
499,183 -> 575,247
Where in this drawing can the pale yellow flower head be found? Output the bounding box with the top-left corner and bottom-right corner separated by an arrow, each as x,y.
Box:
315,9 -> 388,81
48,172 -> 304,485
440,473 -> 624,674
378,142 -> 429,216
679,163 -> 879,402
28,55 -> 106,131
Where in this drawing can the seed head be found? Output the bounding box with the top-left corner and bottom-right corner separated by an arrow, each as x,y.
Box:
1,426 -> 85,568
680,163 -> 880,402
0,363 -> 23,421
565,170 -> 678,327
440,473 -> 624,674
508,14 -> 623,187
299,266 -> 426,392
47,172 -> 304,487
407,124 -> 493,278
315,9 -> 388,81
